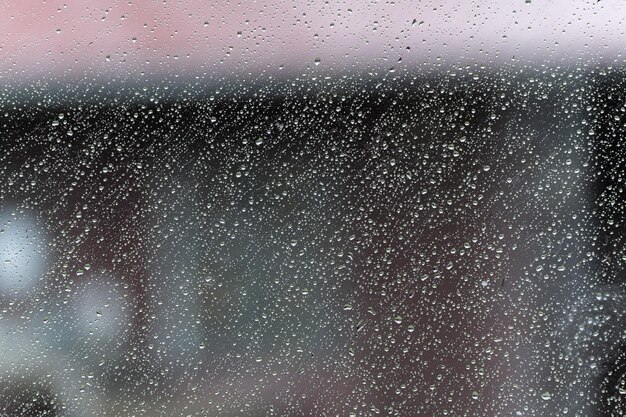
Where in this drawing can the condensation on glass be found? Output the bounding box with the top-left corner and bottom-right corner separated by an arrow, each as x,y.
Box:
1,1 -> 625,416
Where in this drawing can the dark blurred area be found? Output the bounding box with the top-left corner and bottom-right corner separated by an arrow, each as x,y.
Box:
0,68 -> 626,416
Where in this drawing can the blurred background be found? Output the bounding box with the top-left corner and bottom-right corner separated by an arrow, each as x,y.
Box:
2,0 -> 626,82
1,1 -> 626,416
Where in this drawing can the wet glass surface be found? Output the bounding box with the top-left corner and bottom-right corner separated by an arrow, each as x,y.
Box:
2,1 -> 626,416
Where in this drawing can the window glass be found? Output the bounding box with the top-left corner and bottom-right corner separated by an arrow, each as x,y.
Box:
1,1 -> 625,416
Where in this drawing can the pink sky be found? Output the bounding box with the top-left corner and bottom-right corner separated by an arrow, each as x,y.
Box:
1,0 -> 625,82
